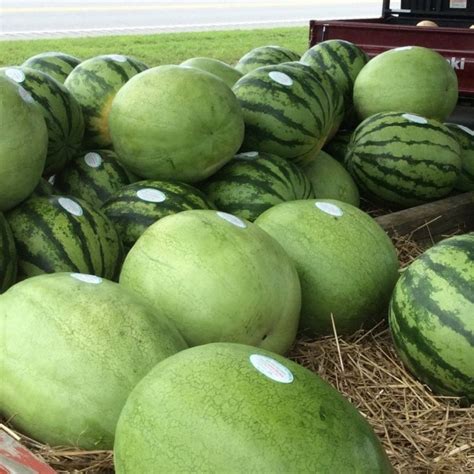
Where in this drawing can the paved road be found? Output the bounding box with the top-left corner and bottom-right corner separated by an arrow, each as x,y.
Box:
0,0 -> 383,39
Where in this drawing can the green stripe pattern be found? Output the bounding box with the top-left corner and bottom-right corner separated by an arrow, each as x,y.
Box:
445,123 -> 474,192
22,51 -> 81,84
345,112 -> 462,207
389,233 -> 474,399
233,63 -> 337,166
0,214 -> 17,293
301,40 -> 368,110
55,149 -> 136,208
202,151 -> 314,221
101,180 -> 214,251
64,55 -> 148,149
235,45 -> 300,75
6,195 -> 124,281
1,66 -> 85,176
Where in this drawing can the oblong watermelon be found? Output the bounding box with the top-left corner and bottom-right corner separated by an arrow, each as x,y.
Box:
445,123 -> 474,191
235,45 -> 300,74
180,57 -> 242,88
22,51 -> 81,84
389,233 -> 474,399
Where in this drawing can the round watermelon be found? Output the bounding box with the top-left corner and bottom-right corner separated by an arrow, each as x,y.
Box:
55,149 -> 136,208
255,199 -> 399,335
389,234 -> 473,399
109,65 -> 245,182
0,76 -> 48,212
0,213 -> 17,293
235,45 -> 300,74
119,210 -> 301,354
353,46 -> 458,122
22,51 -> 81,84
114,343 -> 392,472
1,66 -> 85,175
7,195 -> 124,280
64,54 -> 148,149
444,123 -> 474,191
0,272 -> 187,449
180,57 -> 243,88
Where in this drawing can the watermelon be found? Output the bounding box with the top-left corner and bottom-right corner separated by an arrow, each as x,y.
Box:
0,213 -> 17,293
0,272 -> 187,449
119,210 -> 301,354
232,63 -> 335,166
0,76 -> 48,212
302,150 -> 360,207
109,65 -> 245,182
389,234 -> 474,399
6,195 -> 124,280
22,52 -> 81,84
55,150 -> 136,208
102,180 -> 214,251
235,45 -> 300,74
201,151 -> 314,221
180,57 -> 243,88
64,54 -> 148,149
353,46 -> 458,122
324,128 -> 353,162
445,123 -> 474,191
114,343 -> 393,472
255,199 -> 399,335
345,112 -> 462,208
301,39 -> 368,112
1,66 -> 85,176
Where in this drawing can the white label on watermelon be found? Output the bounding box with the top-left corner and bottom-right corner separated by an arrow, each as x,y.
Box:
250,354 -> 294,384
315,201 -> 344,217
269,71 -> 293,87
217,211 -> 247,228
109,54 -> 127,63
394,46 -> 414,52
18,86 -> 34,104
84,152 -> 103,168
58,197 -> 83,217
137,188 -> 167,203
402,113 -> 428,124
235,151 -> 259,160
6,68 -> 25,83
456,124 -> 474,136
70,273 -> 103,284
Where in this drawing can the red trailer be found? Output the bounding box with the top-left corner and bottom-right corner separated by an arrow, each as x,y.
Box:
309,0 -> 474,125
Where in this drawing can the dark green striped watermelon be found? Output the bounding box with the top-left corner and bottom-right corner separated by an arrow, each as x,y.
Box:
6,195 -> 124,280
235,45 -> 300,75
101,181 -> 214,251
1,66 -> 85,176
345,112 -> 462,208
64,55 -> 148,149
301,40 -> 368,113
0,214 -> 17,293
445,123 -> 474,191
233,63 -> 335,166
55,150 -> 136,208
324,129 -> 353,163
201,151 -> 314,221
22,52 -> 81,84
389,233 -> 474,399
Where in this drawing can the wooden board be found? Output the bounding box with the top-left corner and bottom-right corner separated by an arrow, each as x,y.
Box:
375,191 -> 474,242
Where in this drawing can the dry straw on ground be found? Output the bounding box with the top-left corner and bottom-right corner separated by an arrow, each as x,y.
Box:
4,230 -> 473,473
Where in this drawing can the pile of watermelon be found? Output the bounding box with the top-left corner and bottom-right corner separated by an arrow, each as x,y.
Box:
0,40 -> 472,472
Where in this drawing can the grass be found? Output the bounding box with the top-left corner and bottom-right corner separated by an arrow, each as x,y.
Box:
0,27 -> 308,68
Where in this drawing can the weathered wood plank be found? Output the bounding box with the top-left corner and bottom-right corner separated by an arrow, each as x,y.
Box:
375,192 -> 474,242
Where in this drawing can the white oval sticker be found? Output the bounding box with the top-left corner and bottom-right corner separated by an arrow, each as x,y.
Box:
70,273 -> 103,284
216,211 -> 247,228
402,113 -> 428,125
235,151 -> 259,161
18,86 -> 34,104
136,188 -> 166,203
268,71 -> 293,87
58,197 -> 83,217
84,152 -> 103,168
6,68 -> 25,83
250,354 -> 294,384
109,54 -> 127,63
456,124 -> 474,137
315,201 -> 344,217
